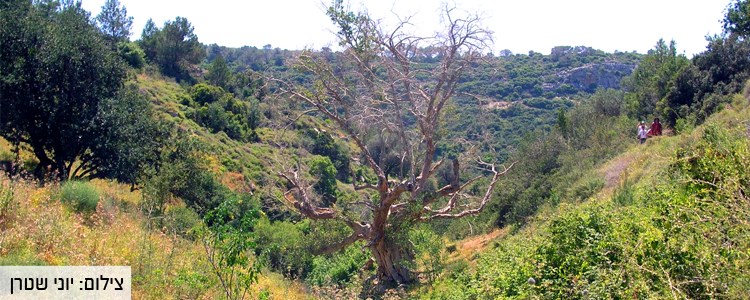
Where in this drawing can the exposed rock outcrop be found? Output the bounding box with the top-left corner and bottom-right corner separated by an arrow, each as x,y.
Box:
559,62 -> 636,93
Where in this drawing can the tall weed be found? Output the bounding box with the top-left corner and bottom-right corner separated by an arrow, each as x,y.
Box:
58,180 -> 100,213
0,181 -> 15,227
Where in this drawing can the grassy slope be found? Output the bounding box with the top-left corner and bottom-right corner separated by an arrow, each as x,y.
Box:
423,95 -> 750,299
134,71 -> 352,194
0,72 -> 318,299
3,70 -> 748,298
0,175 -> 312,299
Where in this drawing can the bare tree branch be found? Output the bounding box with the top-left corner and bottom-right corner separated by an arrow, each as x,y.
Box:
278,170 -> 337,220
271,3 -> 503,284
316,229 -> 367,255
423,161 -> 516,221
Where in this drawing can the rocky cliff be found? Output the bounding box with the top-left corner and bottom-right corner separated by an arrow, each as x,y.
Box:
558,62 -> 636,93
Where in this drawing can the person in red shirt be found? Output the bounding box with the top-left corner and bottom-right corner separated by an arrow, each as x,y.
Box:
650,118 -> 662,136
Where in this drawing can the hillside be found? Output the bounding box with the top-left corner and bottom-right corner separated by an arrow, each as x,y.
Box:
2,78 -> 747,299
207,44 -> 641,158
3,1 -> 750,299
0,171 -> 312,299
423,93 -> 750,299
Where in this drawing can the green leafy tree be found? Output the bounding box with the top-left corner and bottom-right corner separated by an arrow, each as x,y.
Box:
663,34 -> 750,126
207,53 -> 232,90
95,0 -> 133,43
724,0 -> 750,36
158,17 -> 204,80
85,84 -> 167,185
139,18 -> 158,60
0,1 -> 134,181
657,2 -> 750,128
139,17 -> 204,81
623,39 -> 689,120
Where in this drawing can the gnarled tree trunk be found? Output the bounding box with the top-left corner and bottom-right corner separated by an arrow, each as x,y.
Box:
370,232 -> 413,285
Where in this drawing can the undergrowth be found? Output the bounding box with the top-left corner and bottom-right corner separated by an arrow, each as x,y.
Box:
423,100 -> 750,299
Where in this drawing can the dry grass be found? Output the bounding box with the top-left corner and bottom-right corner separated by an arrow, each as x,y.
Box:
447,228 -> 508,266
252,273 -> 312,300
0,174 -> 314,299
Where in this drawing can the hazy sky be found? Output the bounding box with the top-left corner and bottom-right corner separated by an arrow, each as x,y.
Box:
81,0 -> 731,57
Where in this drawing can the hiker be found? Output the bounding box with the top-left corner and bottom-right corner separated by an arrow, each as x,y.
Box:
649,118 -> 662,136
638,121 -> 648,144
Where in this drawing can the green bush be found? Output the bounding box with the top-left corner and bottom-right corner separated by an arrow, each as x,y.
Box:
59,180 -> 100,213
186,84 -> 260,142
306,241 -> 369,287
309,156 -> 338,206
190,83 -> 227,105
253,219 -> 313,278
174,269 -> 211,300
117,42 -> 146,69
163,205 -> 201,238
307,129 -> 351,182
409,226 -> 445,283
533,207 -> 624,298
141,137 -> 226,217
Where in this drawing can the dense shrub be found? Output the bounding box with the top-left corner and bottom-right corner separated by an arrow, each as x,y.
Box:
191,83 -> 227,105
426,118 -> 750,299
187,83 -> 261,142
141,137 -> 226,216
117,41 -> 145,69
253,219 -> 313,278
309,156 -> 338,206
306,242 -> 369,287
59,181 -> 100,213
307,129 -> 351,182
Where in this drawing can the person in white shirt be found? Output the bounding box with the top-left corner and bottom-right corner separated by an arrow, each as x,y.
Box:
637,121 -> 648,144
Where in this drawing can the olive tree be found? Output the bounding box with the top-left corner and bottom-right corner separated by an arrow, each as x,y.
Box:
0,1 -> 163,182
272,2 -> 512,285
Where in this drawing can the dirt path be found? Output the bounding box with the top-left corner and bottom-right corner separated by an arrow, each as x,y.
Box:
602,154 -> 635,190
449,228 -> 508,263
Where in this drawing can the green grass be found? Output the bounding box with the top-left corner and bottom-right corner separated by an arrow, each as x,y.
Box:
58,180 -> 100,213
423,96 -> 750,299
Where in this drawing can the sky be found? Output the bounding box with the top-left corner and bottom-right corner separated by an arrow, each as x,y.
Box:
81,0 -> 732,57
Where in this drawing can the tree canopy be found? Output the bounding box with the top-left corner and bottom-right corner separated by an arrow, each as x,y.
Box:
139,16 -> 204,81
724,0 -> 750,36
0,0 -> 162,182
95,0 -> 133,43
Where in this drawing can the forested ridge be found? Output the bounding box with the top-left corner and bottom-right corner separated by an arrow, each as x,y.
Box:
2,0 -> 750,299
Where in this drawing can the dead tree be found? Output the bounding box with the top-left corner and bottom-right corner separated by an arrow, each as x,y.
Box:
272,3 -> 512,285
